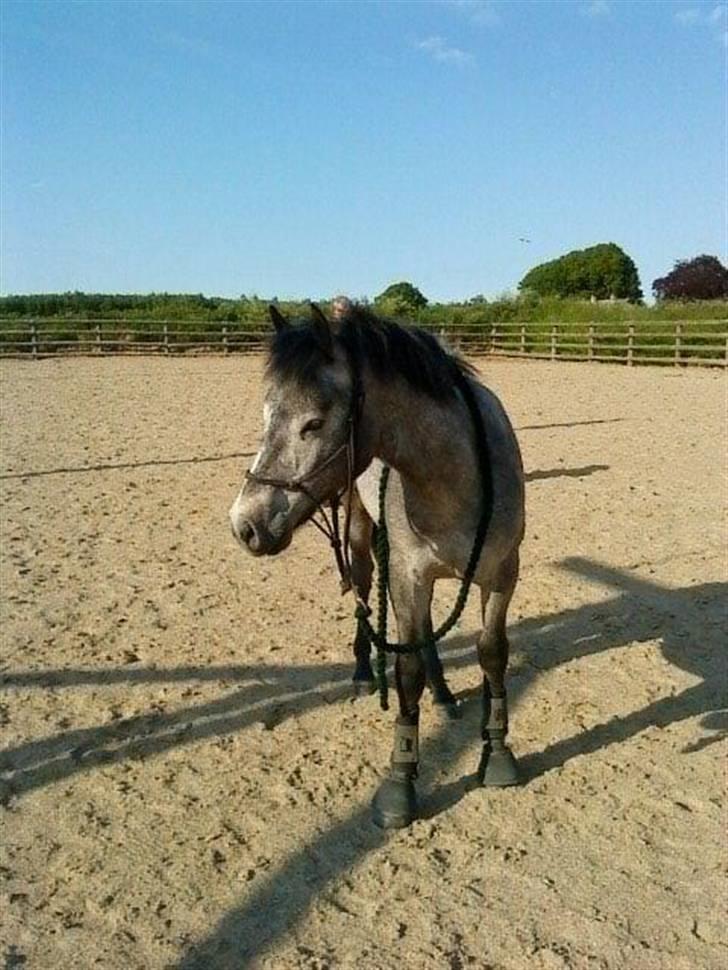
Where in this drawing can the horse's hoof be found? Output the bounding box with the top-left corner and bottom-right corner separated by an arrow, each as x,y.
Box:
352,679 -> 376,697
479,744 -> 520,787
432,698 -> 462,721
372,775 -> 418,829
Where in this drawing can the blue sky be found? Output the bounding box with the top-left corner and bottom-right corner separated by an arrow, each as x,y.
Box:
1,0 -> 726,302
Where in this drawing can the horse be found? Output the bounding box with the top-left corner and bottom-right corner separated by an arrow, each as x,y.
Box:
229,303 -> 526,828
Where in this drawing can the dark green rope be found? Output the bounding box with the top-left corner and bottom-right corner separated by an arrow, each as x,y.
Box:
355,371 -> 494,711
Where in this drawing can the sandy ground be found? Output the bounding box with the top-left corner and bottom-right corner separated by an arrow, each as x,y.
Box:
0,355 -> 726,970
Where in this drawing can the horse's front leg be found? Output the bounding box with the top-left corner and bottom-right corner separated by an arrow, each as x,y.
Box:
348,490 -> 376,695
372,569 -> 432,829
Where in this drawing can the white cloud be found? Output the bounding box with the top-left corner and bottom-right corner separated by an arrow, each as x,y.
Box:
442,1 -> 500,28
582,0 -> 611,16
416,36 -> 475,66
708,3 -> 728,34
674,8 -> 702,24
674,2 -> 727,44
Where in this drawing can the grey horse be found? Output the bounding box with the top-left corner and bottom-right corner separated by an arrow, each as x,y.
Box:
229,303 -> 525,827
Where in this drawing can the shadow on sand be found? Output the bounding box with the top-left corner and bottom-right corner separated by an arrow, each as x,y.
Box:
0,451 -> 256,481
525,464 -> 609,482
1,559 -> 725,967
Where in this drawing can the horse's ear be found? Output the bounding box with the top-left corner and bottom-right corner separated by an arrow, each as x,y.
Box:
269,304 -> 289,333
309,303 -> 334,358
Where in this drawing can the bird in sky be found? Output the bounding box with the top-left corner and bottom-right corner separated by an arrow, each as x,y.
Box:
518,237 -> 531,244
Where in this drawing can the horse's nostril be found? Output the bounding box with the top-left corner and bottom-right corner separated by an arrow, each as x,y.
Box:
231,517 -> 256,548
239,520 -> 256,547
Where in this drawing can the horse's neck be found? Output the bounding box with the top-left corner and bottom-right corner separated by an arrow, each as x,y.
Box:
364,374 -> 479,525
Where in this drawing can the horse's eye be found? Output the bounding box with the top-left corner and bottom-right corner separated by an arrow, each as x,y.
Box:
301,418 -> 325,437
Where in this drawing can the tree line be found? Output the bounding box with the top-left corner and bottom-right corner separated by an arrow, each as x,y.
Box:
1,247 -> 726,323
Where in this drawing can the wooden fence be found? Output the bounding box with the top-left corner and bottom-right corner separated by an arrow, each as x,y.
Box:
0,319 -> 726,367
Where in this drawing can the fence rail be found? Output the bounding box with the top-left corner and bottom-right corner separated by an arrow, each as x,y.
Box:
0,319 -> 726,367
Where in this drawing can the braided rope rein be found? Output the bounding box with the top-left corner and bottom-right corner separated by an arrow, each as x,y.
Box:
355,374 -> 493,711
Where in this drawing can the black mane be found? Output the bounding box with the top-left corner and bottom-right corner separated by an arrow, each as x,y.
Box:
267,306 -> 475,402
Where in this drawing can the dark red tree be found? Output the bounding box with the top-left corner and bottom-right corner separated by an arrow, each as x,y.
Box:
652,255 -> 728,301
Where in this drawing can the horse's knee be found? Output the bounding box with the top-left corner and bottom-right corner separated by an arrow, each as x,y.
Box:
477,629 -> 509,688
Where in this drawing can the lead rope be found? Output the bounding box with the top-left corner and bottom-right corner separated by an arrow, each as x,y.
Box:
354,372 -> 494,711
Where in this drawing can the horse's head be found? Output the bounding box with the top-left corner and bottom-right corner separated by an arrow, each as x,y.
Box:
229,303 -> 361,556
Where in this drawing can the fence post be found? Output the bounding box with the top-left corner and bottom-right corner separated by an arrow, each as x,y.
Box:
95,323 -> 102,354
222,324 -> 228,355
490,323 -> 497,353
31,321 -> 38,359
550,325 -> 557,361
674,323 -> 681,366
520,323 -> 526,355
163,323 -> 169,355
588,325 -> 594,361
627,324 -> 634,366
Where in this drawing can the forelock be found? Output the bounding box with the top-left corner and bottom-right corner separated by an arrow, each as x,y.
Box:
266,324 -> 329,389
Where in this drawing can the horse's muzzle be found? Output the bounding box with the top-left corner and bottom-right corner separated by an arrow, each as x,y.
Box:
229,514 -> 291,557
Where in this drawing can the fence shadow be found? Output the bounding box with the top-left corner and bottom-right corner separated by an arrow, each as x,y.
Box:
0,451 -> 255,481
525,464 -> 609,482
0,643 -> 482,803
516,418 -> 626,431
0,658 -> 383,801
1,456 -> 607,486
3,561 -> 723,807
2,559 -> 725,966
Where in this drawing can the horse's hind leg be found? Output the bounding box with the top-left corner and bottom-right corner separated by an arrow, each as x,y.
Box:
477,549 -> 520,787
348,490 -> 376,695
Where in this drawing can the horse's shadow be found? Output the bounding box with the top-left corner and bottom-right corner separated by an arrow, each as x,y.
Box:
1,558 -> 725,967
174,560 -> 726,969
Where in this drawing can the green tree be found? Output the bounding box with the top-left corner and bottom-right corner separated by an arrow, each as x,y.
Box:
519,243 -> 642,302
374,281 -> 428,316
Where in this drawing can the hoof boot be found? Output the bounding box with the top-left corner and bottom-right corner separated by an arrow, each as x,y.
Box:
372,776 -> 418,829
479,744 -> 520,787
